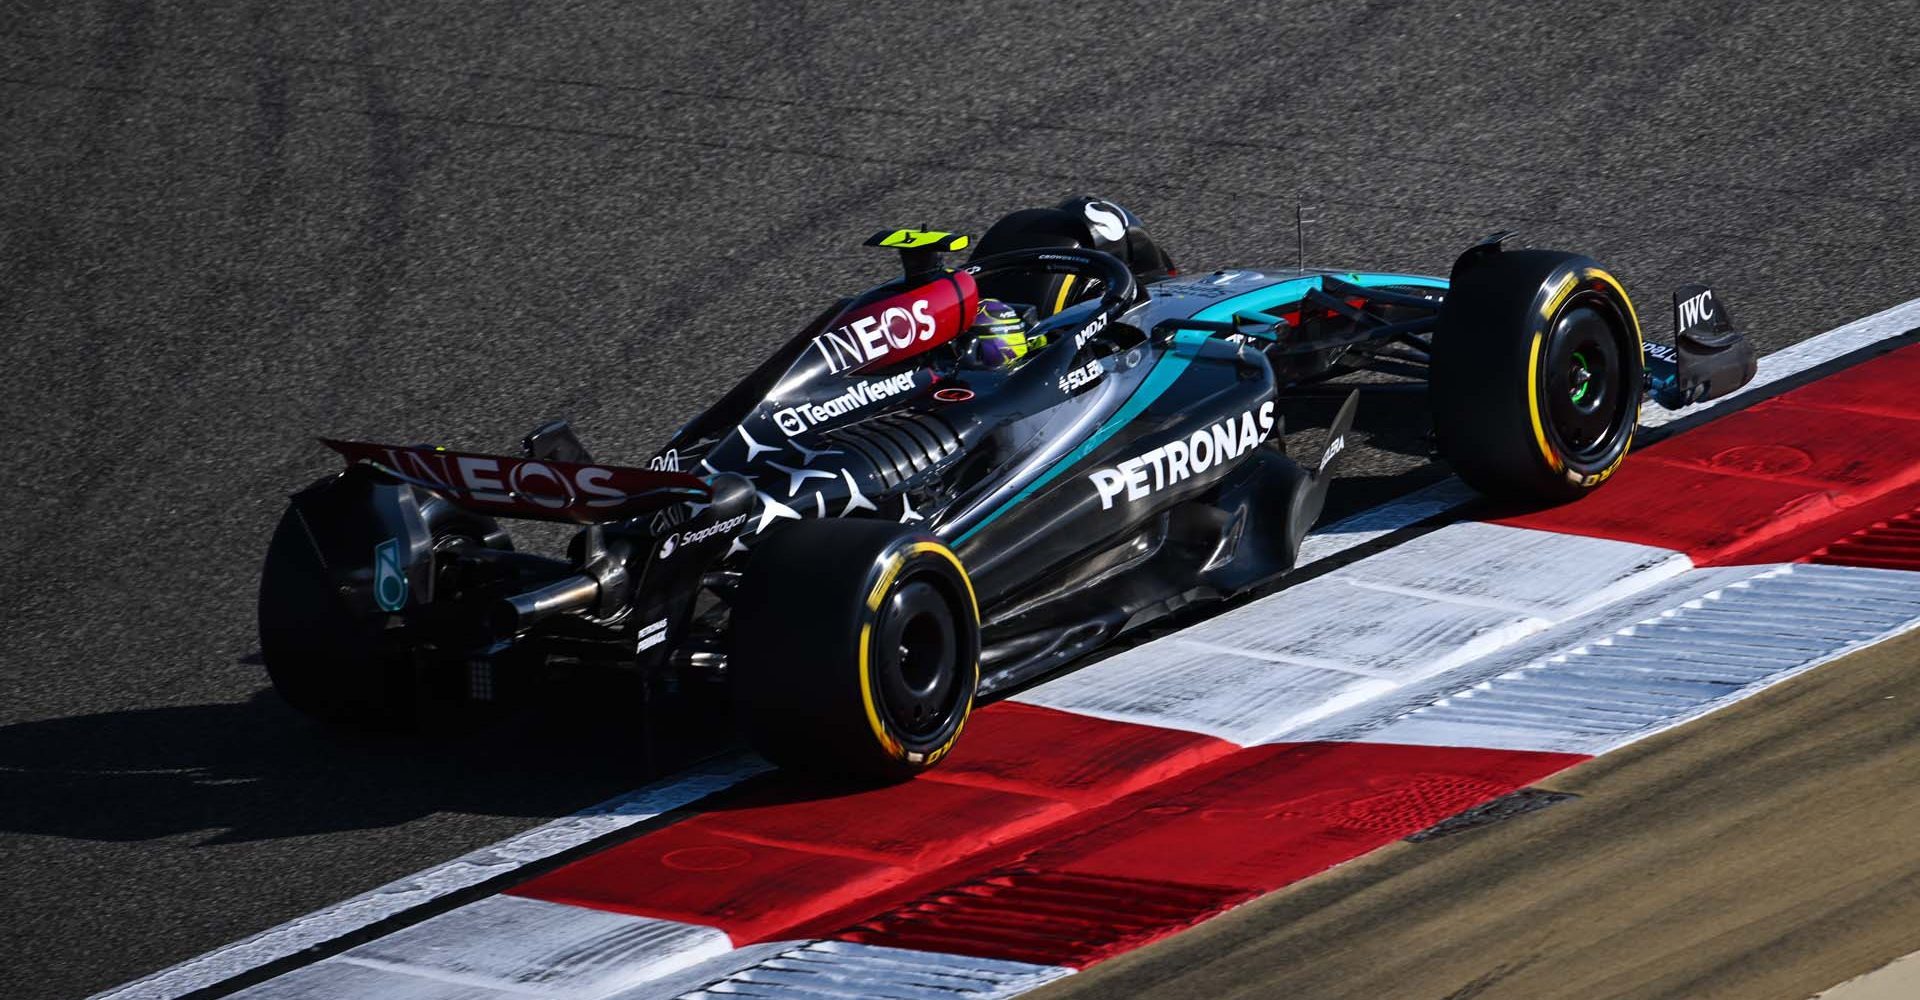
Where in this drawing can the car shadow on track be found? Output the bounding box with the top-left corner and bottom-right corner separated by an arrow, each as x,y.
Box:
0,668 -> 736,844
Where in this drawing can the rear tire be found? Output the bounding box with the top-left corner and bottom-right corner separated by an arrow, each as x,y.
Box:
1430,249 -> 1644,502
258,498 -> 420,729
731,520 -> 980,781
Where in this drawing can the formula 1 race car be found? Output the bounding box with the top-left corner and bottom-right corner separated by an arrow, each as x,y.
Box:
260,197 -> 1757,778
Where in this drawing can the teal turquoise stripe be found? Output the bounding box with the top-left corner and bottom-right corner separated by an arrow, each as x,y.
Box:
955,329 -> 1212,543
1191,272 -> 1448,325
952,272 -> 1447,544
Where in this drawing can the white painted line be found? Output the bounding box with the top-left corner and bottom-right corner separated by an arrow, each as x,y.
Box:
1019,525 -> 1687,744
665,940 -> 1074,1000
1312,564 -> 1920,754
1296,478 -> 1479,565
90,754 -> 770,1000
1813,947 -> 1920,999
226,896 -> 732,999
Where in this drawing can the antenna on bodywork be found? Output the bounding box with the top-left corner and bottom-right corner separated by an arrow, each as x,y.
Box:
1295,195 -> 1317,272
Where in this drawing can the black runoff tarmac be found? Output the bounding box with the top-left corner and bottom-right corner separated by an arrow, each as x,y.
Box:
3,2 -> 1918,997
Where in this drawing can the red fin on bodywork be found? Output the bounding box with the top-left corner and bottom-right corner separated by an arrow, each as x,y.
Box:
810,270 -> 979,376
321,439 -> 710,523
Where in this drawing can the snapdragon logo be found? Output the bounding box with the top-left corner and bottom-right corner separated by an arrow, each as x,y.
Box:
772,371 -> 918,436
1088,401 -> 1276,509
677,512 -> 750,546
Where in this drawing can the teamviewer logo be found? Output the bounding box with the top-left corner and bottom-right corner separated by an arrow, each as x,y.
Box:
773,408 -> 807,436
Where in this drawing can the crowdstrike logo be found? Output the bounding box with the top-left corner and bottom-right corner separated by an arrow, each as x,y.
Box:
772,371 -> 919,436
812,299 -> 940,373
1087,401 -> 1277,509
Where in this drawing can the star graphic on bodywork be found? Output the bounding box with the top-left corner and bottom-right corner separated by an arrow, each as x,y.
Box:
754,491 -> 803,534
792,441 -> 844,464
839,469 -> 877,516
737,426 -> 780,463
899,494 -> 923,523
767,460 -> 836,497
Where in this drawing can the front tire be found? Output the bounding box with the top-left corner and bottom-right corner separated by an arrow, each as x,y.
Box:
1431,249 -> 1644,502
731,520 -> 980,781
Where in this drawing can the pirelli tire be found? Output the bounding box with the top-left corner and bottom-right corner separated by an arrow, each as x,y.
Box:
731,519 -> 980,782
1431,249 -> 1644,503
258,484 -> 423,729
259,472 -> 509,730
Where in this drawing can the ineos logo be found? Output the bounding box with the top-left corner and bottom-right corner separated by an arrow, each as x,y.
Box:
433,454 -> 629,509
506,461 -> 572,509
882,306 -> 919,349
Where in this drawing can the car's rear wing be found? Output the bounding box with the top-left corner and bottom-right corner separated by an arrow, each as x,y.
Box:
322,439 -> 709,524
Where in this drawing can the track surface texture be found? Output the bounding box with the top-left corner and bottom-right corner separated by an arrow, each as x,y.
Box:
1030,629 -> 1920,1000
2,2 -> 1916,996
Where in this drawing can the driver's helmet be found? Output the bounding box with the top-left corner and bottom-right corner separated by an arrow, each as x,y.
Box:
964,298 -> 1045,369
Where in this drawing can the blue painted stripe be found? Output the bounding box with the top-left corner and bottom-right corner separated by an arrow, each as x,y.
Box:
955,330 -> 1211,543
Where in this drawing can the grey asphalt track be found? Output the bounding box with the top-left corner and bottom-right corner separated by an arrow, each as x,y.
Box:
2,2 -> 1915,997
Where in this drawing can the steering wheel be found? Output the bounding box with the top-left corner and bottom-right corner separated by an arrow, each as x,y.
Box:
959,247 -> 1139,349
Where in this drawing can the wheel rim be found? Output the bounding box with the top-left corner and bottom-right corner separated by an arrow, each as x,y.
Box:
1541,295 -> 1632,464
1568,350 -> 1593,403
871,575 -> 965,743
